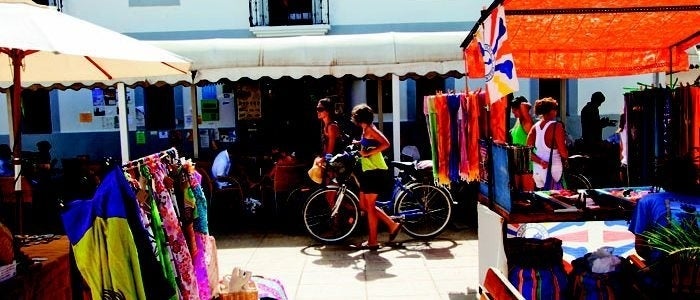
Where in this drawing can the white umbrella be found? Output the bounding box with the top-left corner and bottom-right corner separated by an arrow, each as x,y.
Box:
0,0 -> 191,232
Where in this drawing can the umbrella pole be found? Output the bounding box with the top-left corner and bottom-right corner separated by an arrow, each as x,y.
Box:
10,49 -> 25,234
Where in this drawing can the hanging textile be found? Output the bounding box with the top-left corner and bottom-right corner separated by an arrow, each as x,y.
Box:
466,91 -> 482,181
132,165 -> 179,300
181,159 -> 212,300
425,91 -> 483,184
447,94 -> 461,183
424,95 -> 439,182
145,159 -> 201,300
435,93 -> 451,185
62,168 -> 171,300
459,93 -> 470,181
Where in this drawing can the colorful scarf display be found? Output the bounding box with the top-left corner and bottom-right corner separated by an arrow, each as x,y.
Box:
424,90 -> 484,185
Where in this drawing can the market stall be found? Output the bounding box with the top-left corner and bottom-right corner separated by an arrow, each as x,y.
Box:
460,0 -> 700,291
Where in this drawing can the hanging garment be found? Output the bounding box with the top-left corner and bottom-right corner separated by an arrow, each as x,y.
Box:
459,94 -> 470,181
182,176 -> 212,300
447,94 -> 461,183
147,187 -> 180,300
435,94 -> 451,185
424,95 -> 439,182
147,161 -> 201,300
466,91 -> 482,181
62,168 -> 174,300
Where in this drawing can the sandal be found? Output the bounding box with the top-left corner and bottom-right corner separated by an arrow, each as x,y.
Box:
349,241 -> 380,251
388,222 -> 402,242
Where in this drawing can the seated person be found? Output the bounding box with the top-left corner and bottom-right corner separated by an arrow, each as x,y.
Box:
267,146 -> 298,180
211,144 -> 245,189
628,155 -> 699,262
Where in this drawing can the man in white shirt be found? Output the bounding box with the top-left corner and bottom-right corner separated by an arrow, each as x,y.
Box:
212,144 -> 236,189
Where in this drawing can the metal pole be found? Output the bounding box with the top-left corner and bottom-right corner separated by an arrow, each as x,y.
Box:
392,74 -> 400,167
117,82 -> 129,163
391,74 -> 401,172
377,78 -> 384,132
190,85 -> 200,159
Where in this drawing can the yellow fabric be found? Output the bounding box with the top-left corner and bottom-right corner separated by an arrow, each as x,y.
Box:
360,152 -> 388,172
73,217 -> 146,300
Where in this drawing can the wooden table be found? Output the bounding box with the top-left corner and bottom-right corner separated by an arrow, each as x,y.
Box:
0,236 -> 73,300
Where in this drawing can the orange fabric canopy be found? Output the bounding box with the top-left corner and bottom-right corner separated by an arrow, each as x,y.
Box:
463,0 -> 700,78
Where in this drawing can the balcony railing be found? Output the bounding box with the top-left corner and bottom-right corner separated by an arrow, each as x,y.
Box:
249,0 -> 329,27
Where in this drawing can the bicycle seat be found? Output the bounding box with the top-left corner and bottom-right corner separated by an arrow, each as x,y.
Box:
389,161 -> 416,173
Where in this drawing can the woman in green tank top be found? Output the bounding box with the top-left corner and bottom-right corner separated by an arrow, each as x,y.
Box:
509,96 -> 535,191
350,104 -> 401,250
509,96 -> 533,146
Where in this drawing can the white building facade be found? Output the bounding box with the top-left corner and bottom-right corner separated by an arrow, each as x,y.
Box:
0,0 -> 666,161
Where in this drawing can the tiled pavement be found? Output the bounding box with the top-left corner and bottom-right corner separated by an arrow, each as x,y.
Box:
214,226 -> 480,300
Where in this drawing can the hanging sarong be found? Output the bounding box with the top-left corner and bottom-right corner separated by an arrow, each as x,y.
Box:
448,94 -> 461,183
424,96 -> 439,182
466,91 -> 482,181
459,93 -> 470,181
435,94 -> 451,185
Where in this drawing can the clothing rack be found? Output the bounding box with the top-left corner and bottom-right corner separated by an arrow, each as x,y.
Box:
122,147 -> 179,170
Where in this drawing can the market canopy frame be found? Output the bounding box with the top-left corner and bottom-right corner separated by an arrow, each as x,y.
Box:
461,0 -> 700,78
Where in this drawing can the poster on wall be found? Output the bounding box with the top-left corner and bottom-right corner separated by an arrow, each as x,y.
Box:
236,82 -> 262,120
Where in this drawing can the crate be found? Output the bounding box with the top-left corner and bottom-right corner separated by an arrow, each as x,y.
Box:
0,261 -> 17,283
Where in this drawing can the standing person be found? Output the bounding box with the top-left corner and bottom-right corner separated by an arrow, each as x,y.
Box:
509,95 -> 533,146
617,113 -> 628,185
527,98 -> 569,190
350,104 -> 401,250
317,98 -> 341,157
580,91 -> 616,150
509,95 -> 535,191
314,97 -> 344,187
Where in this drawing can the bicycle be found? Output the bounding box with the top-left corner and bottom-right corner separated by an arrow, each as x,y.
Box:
302,150 -> 454,244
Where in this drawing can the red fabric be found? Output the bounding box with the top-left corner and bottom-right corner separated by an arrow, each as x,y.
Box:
490,97 -> 508,143
466,91 -> 481,181
435,94 -> 451,185
464,0 -> 700,78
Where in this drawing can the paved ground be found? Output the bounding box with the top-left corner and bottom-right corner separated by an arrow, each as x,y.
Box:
214,226 -> 480,300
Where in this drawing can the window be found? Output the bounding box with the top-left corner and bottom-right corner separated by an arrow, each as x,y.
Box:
21,89 -> 52,134
144,86 -> 175,130
268,0 -> 313,26
366,80 -> 393,114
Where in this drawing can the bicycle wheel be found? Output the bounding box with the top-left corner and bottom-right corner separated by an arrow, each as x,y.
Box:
564,172 -> 593,190
302,185 -> 360,243
394,183 -> 452,239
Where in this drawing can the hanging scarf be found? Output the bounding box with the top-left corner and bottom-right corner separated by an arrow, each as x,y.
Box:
448,94 -> 461,183
466,91 -> 482,181
435,94 -> 451,185
459,93 -> 470,181
424,95 -> 439,182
